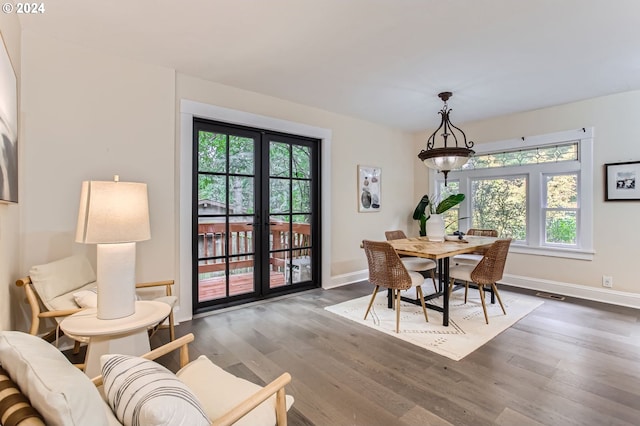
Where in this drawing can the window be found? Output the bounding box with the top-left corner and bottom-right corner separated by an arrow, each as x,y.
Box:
434,128 -> 594,260
471,175 -> 527,240
544,173 -> 578,245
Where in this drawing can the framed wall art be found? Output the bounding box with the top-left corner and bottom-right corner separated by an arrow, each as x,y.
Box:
0,31 -> 18,203
357,165 -> 381,212
605,161 -> 640,201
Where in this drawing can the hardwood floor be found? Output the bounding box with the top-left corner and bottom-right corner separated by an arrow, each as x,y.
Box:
149,282 -> 640,426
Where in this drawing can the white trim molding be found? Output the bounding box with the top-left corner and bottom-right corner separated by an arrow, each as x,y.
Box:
328,269 -> 370,289
502,274 -> 640,309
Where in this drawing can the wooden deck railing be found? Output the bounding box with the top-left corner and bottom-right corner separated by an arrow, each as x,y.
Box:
197,221 -> 311,274
196,221 -> 311,301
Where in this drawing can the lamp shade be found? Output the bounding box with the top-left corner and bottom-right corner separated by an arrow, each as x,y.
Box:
76,180 -> 151,244
420,147 -> 473,171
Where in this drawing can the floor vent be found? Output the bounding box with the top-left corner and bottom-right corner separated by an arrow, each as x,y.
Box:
535,292 -> 566,301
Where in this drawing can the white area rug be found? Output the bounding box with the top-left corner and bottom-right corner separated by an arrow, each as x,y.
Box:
325,285 -> 543,361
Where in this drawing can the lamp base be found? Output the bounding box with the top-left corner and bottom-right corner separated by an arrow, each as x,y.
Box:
96,242 -> 137,320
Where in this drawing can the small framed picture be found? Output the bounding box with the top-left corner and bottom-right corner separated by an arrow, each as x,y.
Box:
605,161 -> 640,201
358,165 -> 381,212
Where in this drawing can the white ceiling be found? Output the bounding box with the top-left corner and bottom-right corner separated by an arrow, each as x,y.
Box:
18,0 -> 640,131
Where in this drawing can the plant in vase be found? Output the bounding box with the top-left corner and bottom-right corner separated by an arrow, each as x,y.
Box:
412,193 -> 465,240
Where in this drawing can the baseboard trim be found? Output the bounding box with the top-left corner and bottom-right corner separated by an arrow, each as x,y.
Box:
328,270 -> 640,309
326,270 -> 369,289
501,274 -> 640,309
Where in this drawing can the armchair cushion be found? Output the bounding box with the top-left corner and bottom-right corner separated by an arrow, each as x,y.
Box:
47,281 -> 97,312
101,354 -> 209,426
150,295 -> 177,309
0,331 -> 108,426
177,355 -> 294,426
29,255 -> 96,311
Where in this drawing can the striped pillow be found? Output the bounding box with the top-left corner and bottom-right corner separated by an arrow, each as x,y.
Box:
101,355 -> 209,426
0,365 -> 45,426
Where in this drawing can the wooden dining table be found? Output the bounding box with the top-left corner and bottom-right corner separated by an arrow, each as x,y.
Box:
387,235 -> 497,326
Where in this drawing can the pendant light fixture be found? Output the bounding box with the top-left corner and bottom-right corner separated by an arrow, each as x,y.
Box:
418,91 -> 475,185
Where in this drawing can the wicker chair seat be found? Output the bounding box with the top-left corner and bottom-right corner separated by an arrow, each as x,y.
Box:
401,257 -> 436,272
384,230 -> 437,292
452,228 -> 499,266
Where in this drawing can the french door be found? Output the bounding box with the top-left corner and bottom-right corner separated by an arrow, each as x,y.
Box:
192,118 -> 320,313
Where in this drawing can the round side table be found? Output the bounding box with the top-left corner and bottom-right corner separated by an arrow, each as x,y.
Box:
60,300 -> 171,378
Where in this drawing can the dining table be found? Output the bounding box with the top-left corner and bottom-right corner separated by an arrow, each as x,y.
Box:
387,235 -> 497,326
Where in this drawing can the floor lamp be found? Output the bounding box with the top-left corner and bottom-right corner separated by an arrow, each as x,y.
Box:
75,176 -> 150,320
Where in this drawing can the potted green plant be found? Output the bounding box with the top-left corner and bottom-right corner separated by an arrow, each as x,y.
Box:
412,193 -> 465,237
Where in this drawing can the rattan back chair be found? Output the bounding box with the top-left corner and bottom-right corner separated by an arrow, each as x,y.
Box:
384,230 -> 438,292
449,238 -> 512,324
466,228 -> 499,237
362,240 -> 428,332
384,230 -> 407,241
452,228 -> 499,266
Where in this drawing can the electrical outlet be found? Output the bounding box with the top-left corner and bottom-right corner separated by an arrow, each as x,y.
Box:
602,275 -> 613,288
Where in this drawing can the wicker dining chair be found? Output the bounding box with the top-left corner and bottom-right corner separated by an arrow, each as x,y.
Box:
448,238 -> 512,324
452,228 -> 499,266
384,230 -> 438,292
362,240 -> 429,333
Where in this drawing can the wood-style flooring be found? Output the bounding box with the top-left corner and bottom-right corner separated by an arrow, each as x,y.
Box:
148,282 -> 640,426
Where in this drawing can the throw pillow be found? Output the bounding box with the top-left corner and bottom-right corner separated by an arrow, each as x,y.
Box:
0,331 -> 108,426
72,288 -> 98,308
101,354 -> 209,426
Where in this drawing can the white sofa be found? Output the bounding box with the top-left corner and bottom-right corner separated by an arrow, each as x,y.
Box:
0,331 -> 293,426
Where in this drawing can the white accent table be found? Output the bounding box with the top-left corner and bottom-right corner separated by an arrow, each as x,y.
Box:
60,300 -> 171,378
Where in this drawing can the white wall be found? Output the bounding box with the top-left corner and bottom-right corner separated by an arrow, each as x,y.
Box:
16,32 -> 176,329
0,12 -> 21,331
414,91 -> 640,305
176,74 -> 416,281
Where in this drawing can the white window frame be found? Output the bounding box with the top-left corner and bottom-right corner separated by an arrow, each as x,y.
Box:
431,128 -> 594,260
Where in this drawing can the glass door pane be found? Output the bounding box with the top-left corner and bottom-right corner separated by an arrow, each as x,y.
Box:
268,140 -> 313,288
195,124 -> 258,307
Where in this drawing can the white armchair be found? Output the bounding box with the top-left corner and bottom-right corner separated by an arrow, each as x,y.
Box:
15,255 -> 176,356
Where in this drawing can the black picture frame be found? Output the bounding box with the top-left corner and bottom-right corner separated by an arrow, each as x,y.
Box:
604,161 -> 640,201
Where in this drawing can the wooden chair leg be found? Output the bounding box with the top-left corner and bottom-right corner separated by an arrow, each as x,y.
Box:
168,311 -> 176,341
73,340 -> 81,355
416,286 -> 428,322
41,329 -> 58,342
395,289 -> 401,333
430,270 -> 438,292
364,285 -> 380,320
478,284 -> 489,324
491,283 -> 507,315
448,277 -> 455,298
